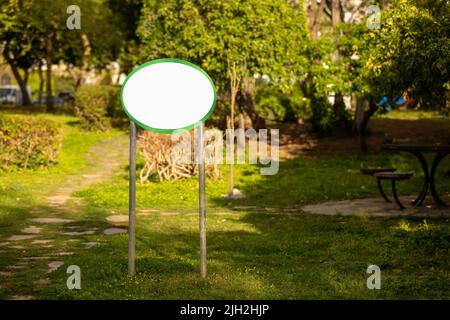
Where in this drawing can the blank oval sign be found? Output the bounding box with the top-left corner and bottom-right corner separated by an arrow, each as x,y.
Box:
121,59 -> 216,133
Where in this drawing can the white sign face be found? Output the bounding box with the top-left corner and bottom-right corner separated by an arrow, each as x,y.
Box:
121,59 -> 216,133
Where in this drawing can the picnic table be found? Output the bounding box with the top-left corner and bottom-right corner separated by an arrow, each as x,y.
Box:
381,144 -> 450,206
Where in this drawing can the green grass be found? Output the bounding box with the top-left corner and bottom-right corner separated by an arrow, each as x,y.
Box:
376,109 -> 446,120
0,111 -> 449,300
76,152 -> 448,210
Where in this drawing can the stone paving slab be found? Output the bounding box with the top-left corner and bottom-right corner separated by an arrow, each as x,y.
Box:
31,240 -> 52,245
47,261 -> 64,273
21,226 -> 42,234
7,235 -> 36,241
302,197 -> 450,217
63,230 -> 96,236
9,295 -> 34,300
104,228 -> 127,235
30,218 -> 73,224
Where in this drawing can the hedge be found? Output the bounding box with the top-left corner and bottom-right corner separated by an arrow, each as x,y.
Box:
74,85 -> 125,131
0,114 -> 63,170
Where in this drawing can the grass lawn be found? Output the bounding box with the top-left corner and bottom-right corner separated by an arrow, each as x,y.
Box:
0,110 -> 449,299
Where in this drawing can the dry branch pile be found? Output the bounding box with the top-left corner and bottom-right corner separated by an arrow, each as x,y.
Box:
138,129 -> 222,183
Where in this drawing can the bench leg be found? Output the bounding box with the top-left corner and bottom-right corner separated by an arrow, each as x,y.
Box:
377,178 -> 391,202
391,180 -> 406,209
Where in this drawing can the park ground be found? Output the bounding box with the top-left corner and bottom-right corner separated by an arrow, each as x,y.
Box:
0,110 -> 449,299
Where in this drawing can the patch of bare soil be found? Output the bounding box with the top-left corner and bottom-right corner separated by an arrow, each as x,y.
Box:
278,117 -> 450,159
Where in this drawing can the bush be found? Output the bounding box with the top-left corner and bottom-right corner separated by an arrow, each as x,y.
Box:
286,89 -> 312,122
74,85 -> 124,131
0,114 -> 63,170
310,96 -> 337,135
255,86 -> 286,121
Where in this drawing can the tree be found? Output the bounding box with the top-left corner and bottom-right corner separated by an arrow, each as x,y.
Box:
106,0 -> 143,78
351,0 -> 449,151
0,0 -> 38,106
1,0 -> 123,110
139,0 -> 309,194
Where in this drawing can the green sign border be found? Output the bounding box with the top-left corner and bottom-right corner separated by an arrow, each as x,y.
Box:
120,58 -> 217,134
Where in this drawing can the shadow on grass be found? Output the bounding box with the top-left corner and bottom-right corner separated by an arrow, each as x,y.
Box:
210,151 -> 441,209
1,196 -> 449,300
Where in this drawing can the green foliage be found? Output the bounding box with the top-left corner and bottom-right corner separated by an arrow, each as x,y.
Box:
255,86 -> 286,121
138,0 -> 309,92
356,0 -> 450,109
310,96 -> 336,135
254,85 -> 313,123
74,85 -> 123,131
0,114 -> 62,170
286,87 -> 312,122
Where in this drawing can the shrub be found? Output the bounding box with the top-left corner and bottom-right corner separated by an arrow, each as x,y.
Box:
286,89 -> 312,122
74,85 -> 124,131
255,86 -> 287,121
310,96 -> 337,135
0,114 -> 63,170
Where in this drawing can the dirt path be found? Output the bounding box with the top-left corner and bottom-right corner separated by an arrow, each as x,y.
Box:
0,135 -> 129,300
45,135 -> 129,209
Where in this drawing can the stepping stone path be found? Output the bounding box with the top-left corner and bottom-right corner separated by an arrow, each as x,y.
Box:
1,136 -> 129,298
104,228 -> 127,235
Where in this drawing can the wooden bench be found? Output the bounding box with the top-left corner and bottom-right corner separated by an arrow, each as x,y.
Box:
373,172 -> 414,209
361,168 -> 396,203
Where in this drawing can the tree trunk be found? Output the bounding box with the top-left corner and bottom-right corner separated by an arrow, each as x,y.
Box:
355,97 -> 378,153
75,33 -> 91,89
228,64 -> 240,196
38,60 -> 44,104
2,49 -> 32,106
332,0 -> 341,26
242,77 -> 265,129
311,0 -> 326,40
46,32 -> 55,112
308,0 -> 317,30
115,66 -> 122,85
